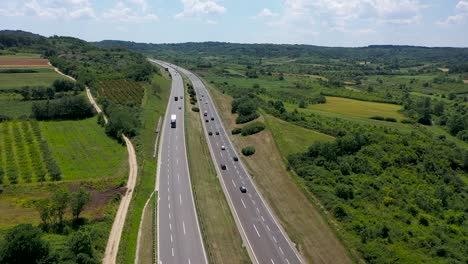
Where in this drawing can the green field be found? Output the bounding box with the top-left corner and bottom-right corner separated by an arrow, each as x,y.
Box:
309,96 -> 405,120
39,117 -> 128,180
0,95 -> 34,118
0,67 -> 66,90
0,53 -> 41,58
118,72 -> 171,264
97,79 -> 145,105
264,113 -> 334,156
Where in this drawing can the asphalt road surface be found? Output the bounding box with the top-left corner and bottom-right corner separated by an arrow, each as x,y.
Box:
149,60 -> 207,264
158,60 -> 304,264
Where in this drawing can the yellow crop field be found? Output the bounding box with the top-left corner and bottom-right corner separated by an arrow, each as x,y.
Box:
309,96 -> 405,120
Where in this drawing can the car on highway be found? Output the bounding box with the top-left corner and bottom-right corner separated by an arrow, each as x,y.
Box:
233,156 -> 239,161
221,164 -> 227,170
211,117 -> 214,121
221,145 -> 226,150
205,119 -> 209,123
208,132 -> 213,136
215,131 -> 219,135
179,106 -> 182,110
240,186 -> 247,193
180,96 -> 183,99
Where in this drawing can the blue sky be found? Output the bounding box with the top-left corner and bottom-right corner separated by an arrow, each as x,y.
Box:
1,0 -> 467,47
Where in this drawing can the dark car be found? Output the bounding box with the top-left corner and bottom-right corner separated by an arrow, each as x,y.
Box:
240,186 -> 247,193
215,131 -> 220,135
205,120 -> 209,123
180,96 -> 183,99
208,132 -> 213,136
233,156 -> 239,161
211,117 -> 214,121
221,164 -> 227,170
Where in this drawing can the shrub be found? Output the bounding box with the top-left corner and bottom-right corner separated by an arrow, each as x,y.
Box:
236,112 -> 259,124
401,119 -> 415,124
370,116 -> 385,121
241,122 -> 265,136
232,128 -> 242,135
191,106 -> 199,112
241,146 -> 256,156
32,95 -> 95,120
384,117 -> 397,122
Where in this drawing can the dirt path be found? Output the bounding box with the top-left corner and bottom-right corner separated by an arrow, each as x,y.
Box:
51,64 -> 138,264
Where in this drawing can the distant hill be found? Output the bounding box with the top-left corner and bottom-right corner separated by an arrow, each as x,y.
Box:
94,40 -> 468,67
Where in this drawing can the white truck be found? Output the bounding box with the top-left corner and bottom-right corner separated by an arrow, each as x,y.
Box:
170,114 -> 176,128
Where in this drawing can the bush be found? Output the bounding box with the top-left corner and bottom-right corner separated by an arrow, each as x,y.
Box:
105,103 -> 140,141
370,116 -> 385,121
401,119 -> 415,124
384,117 -> 397,122
241,146 -> 256,156
236,112 -> 259,124
0,224 -> 50,264
191,106 -> 199,112
231,128 -> 242,135
241,122 -> 265,136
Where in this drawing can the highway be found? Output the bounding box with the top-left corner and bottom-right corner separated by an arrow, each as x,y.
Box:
150,60 -> 207,264
158,60 -> 304,264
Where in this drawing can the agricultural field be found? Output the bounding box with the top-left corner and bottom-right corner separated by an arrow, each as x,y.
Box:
0,57 -> 49,67
97,79 -> 145,105
0,120 -> 55,184
308,96 -> 405,120
0,67 -> 66,90
39,117 -> 128,180
0,93 -> 34,118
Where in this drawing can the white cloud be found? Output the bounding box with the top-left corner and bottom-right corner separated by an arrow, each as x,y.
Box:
437,0 -> 468,26
102,2 -> 158,23
0,0 -> 95,19
256,8 -> 278,18
128,0 -> 149,12
175,0 -> 226,19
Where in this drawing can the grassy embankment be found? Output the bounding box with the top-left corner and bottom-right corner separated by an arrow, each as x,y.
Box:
182,74 -> 251,264
118,72 -> 170,264
206,83 -> 356,264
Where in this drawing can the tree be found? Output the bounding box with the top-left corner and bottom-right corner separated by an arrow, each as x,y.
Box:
70,187 -> 91,221
35,199 -> 53,230
51,188 -> 70,228
0,224 -> 50,264
68,227 -> 98,264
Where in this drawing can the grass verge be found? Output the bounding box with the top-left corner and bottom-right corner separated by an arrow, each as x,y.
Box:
183,75 -> 251,264
136,193 -> 156,264
117,72 -> 170,263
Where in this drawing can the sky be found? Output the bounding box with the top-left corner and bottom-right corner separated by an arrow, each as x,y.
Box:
1,0 -> 467,47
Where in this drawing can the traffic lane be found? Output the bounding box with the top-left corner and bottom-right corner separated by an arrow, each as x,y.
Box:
180,64 -> 302,263
201,88 -> 301,263
202,117 -> 286,263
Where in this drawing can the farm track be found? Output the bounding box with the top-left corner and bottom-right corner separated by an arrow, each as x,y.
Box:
51,65 -> 137,264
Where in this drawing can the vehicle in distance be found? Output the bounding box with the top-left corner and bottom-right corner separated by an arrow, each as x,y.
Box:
174,96 -> 178,101
221,145 -> 225,150
179,106 -> 182,110
233,156 -> 238,161
205,120 -> 209,123
208,132 -> 213,136
204,111 -> 208,116
171,114 -> 176,128
215,132 -> 219,135
211,117 -> 214,121
180,96 -> 183,99
221,164 -> 226,170
240,186 -> 247,193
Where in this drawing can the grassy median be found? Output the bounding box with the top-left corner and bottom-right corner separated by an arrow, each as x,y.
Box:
183,75 -> 251,264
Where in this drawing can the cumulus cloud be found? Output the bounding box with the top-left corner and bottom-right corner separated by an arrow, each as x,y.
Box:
437,0 -> 468,25
175,0 -> 226,19
256,8 -> 278,18
102,2 -> 158,23
0,0 -> 95,19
